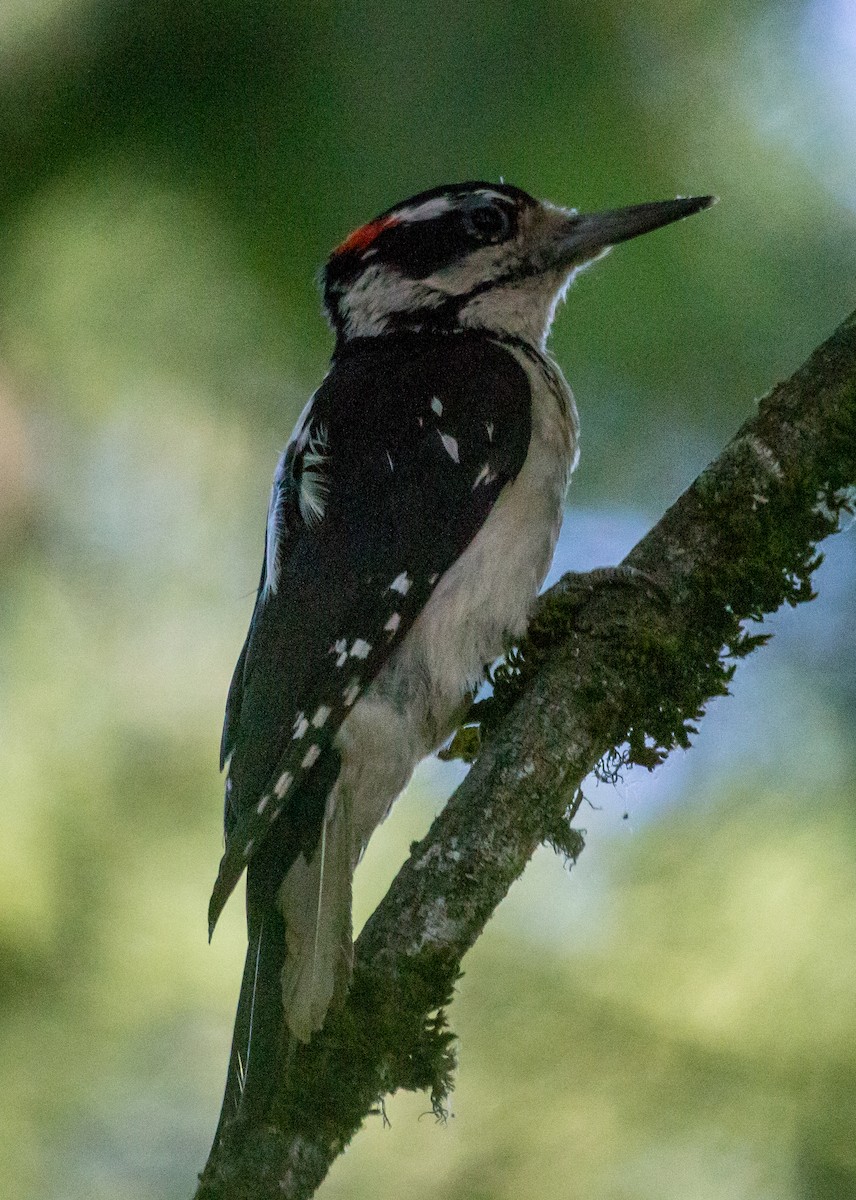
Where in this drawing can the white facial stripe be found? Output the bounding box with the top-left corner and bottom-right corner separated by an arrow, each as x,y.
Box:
395,195 -> 455,223
337,263 -> 443,338
472,188 -> 513,205
397,189 -> 510,225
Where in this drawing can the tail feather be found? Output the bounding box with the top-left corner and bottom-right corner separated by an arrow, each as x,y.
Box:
280,801 -> 354,1043
209,802 -> 355,1152
211,898 -> 286,1150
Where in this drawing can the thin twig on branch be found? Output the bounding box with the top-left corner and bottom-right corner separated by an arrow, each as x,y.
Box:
196,310 -> 856,1200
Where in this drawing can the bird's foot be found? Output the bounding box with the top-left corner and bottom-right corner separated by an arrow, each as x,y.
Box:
533,563 -> 671,636
550,563 -> 668,606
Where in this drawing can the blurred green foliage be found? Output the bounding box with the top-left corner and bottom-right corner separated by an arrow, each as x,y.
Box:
0,1 -> 854,1197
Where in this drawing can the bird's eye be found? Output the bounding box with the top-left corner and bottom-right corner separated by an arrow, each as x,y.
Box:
462,203 -> 512,245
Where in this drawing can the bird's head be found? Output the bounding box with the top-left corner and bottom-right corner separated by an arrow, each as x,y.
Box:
322,181 -> 714,348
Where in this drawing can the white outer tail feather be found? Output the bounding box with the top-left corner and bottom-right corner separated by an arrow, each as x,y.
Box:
242,913 -> 265,1086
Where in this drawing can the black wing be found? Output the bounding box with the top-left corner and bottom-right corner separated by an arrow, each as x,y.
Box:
209,332 -> 532,931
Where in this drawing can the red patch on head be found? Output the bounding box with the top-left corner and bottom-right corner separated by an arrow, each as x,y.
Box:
334,215 -> 399,257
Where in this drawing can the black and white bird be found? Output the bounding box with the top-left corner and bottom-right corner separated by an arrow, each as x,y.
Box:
209,180 -> 713,1138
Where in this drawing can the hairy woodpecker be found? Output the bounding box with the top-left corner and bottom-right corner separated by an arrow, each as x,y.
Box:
209,181 -> 713,1139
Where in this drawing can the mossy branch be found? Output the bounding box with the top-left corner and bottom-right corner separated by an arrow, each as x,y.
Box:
195,310 -> 856,1200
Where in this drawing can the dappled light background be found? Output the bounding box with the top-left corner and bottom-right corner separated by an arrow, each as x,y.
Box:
0,2 -> 854,1197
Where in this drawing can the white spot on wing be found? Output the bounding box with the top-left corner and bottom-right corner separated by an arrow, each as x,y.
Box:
274,772 -> 293,798
350,638 -> 371,659
485,421 -> 494,441
431,396 -> 443,416
439,432 -> 459,463
384,612 -> 401,636
472,462 -> 496,489
302,744 -> 321,769
256,795 -> 270,814
343,681 -> 360,707
390,571 -> 411,595
311,705 -> 331,728
386,450 -> 394,472
243,839 -> 255,858
292,712 -> 309,739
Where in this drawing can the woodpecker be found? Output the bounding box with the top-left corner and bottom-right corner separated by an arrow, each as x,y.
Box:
209,181 -> 713,1140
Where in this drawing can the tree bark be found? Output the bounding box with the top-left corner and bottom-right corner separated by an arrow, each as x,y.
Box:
195,310 -> 856,1200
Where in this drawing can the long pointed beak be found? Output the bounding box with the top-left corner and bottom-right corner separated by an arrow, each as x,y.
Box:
555,194 -> 716,265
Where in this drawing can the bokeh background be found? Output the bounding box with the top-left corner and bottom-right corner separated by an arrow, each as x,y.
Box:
1,2 -> 855,1197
